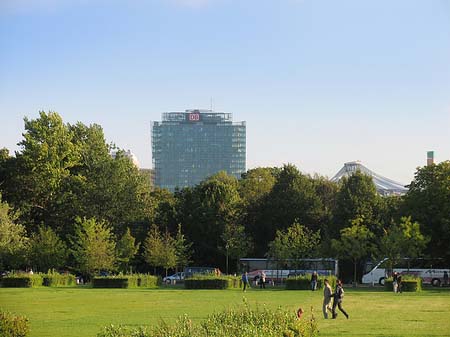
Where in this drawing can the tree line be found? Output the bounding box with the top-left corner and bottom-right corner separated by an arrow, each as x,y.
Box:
1,111 -> 449,281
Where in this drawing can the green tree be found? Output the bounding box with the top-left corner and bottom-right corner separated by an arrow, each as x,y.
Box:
2,112 -> 80,233
403,161 -> 450,262
252,165 -> 323,256
174,224 -> 192,271
267,221 -> 321,269
176,172 -> 242,268
69,217 -> 116,277
378,216 -> 429,272
116,228 -> 140,273
161,231 -> 177,276
239,167 -> 278,205
28,225 -> 68,272
334,170 -> 382,237
143,225 -> 164,274
0,112 -> 154,239
311,175 -> 339,254
143,225 -> 177,276
332,218 -> 376,284
0,195 -> 28,270
221,222 -> 253,274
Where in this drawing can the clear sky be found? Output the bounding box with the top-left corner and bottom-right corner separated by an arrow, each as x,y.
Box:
1,0 -> 449,184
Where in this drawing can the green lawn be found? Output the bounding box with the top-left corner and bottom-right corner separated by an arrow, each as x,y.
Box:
1,286 -> 450,337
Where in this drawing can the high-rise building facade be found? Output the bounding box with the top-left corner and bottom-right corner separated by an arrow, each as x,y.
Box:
151,109 -> 246,191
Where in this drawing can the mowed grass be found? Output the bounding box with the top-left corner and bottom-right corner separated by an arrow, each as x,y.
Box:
1,286 -> 450,337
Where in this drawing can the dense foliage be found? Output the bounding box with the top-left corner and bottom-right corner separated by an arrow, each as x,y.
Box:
42,271 -> 76,287
92,274 -> 160,288
384,276 -> 422,292
285,275 -> 337,290
1,111 -> 449,281
97,301 -> 318,337
1,273 -> 43,288
184,275 -> 241,289
1,272 -> 76,288
0,311 -> 30,337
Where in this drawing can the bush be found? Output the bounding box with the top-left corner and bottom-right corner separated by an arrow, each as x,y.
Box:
385,276 -> 422,292
92,274 -> 160,289
97,301 -> 319,337
1,273 -> 43,288
0,311 -> 30,337
286,274 -> 337,290
137,274 -> 160,288
184,275 -> 241,289
42,271 -> 76,287
92,277 -> 131,288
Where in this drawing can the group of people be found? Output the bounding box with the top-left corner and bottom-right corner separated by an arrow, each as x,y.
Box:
242,271 -> 349,320
322,279 -> 349,319
241,271 -> 267,291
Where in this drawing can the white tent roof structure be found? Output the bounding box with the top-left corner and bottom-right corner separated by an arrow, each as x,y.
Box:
331,161 -> 408,195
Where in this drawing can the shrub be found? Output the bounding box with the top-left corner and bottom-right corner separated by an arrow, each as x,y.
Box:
0,311 -> 30,337
97,301 -> 319,337
1,273 -> 43,288
92,277 -> 131,288
92,274 -> 160,289
137,274 -> 160,288
385,275 -> 422,292
184,275 -> 240,289
286,274 -> 337,290
42,271 -> 76,287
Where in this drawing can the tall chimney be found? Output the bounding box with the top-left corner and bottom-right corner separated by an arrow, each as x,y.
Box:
427,151 -> 434,166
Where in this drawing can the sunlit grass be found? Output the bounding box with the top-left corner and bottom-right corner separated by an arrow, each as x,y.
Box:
1,286 -> 449,337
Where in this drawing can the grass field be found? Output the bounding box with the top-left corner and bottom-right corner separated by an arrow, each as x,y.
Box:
1,286 -> 450,337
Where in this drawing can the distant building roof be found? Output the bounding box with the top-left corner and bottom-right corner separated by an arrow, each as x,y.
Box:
331,161 -> 408,195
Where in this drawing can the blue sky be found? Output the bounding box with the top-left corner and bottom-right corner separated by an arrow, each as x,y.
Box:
1,0 -> 449,184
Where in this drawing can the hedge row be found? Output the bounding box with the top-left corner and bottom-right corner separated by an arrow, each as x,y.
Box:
384,277 -> 422,292
184,275 -> 241,289
43,273 -> 76,287
1,274 -> 43,288
0,310 -> 30,337
285,274 -> 337,290
92,275 -> 160,288
137,274 -> 161,288
1,273 -> 77,288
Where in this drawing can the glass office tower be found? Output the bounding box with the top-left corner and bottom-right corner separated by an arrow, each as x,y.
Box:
152,109 -> 246,191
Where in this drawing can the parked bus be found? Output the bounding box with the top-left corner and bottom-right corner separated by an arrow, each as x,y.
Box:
240,258 -> 338,284
362,258 -> 449,286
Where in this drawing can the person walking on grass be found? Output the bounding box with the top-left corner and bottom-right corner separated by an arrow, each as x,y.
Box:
242,272 -> 250,292
397,274 -> 402,293
311,271 -> 318,291
332,279 -> 349,319
260,271 -> 266,289
323,279 -> 333,319
393,271 -> 399,293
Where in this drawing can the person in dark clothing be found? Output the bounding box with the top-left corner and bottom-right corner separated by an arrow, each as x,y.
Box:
332,279 -> 349,319
260,271 -> 266,289
242,272 -> 250,292
397,274 -> 402,293
311,271 -> 318,291
393,271 -> 399,293
443,271 -> 448,286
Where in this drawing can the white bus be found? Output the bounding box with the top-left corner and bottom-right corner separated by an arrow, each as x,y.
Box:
362,258 -> 449,286
240,258 -> 338,284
